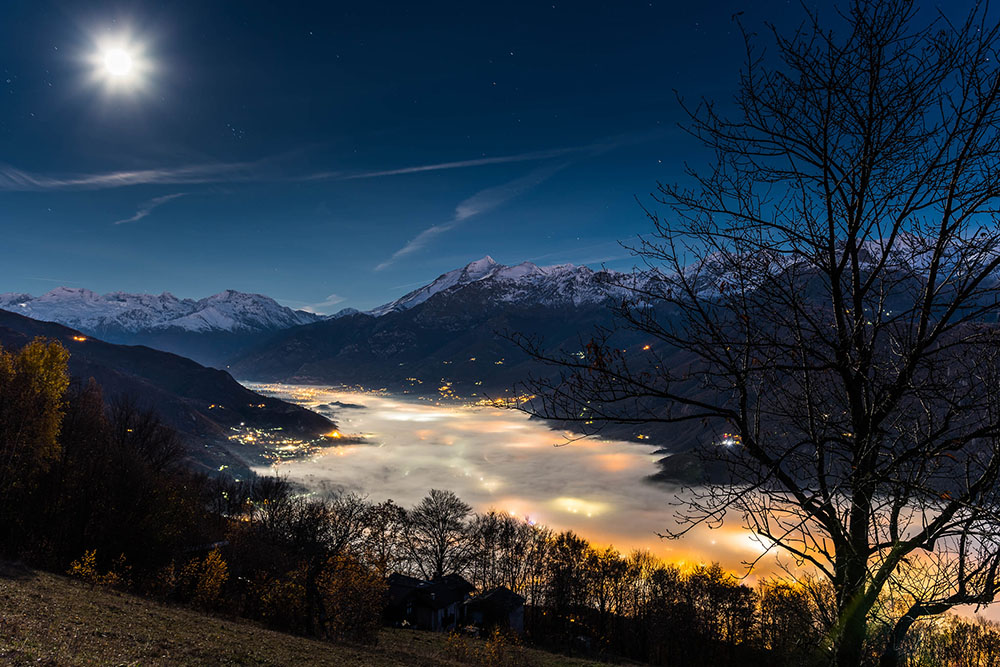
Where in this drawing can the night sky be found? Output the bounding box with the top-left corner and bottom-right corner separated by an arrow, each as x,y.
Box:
0,0 -> 973,312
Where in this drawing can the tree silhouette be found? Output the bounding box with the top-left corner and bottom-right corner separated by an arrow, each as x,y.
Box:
513,1 -> 1000,664
406,489 -> 472,580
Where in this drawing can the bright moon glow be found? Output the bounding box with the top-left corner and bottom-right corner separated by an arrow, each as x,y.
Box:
88,34 -> 149,93
102,48 -> 133,77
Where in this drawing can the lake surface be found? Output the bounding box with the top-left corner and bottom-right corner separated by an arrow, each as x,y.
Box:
244,383 -> 770,573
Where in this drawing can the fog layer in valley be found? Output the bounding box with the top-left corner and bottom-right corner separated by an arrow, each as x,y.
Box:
245,383 -> 766,573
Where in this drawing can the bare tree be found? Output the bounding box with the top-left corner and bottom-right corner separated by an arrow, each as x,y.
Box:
467,510 -> 533,593
513,2 -> 1000,665
358,499 -> 409,574
406,489 -> 472,580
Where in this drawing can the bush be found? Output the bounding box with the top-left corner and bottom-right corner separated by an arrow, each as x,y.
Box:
251,566 -> 308,633
179,549 -> 229,609
66,550 -> 130,588
445,628 -> 533,666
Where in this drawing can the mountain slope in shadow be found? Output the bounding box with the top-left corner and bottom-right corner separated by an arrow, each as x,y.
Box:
0,309 -> 333,472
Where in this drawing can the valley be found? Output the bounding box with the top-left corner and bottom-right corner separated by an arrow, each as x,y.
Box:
0,256 -> 717,479
245,382 -> 765,576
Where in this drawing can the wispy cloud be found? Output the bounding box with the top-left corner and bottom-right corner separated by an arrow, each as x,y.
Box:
0,145 -> 590,193
0,134 -> 642,193
335,146 -> 584,181
113,192 -> 188,225
524,237 -> 641,264
0,161 -> 271,192
299,293 -> 346,315
323,133 -> 642,183
374,161 -> 570,271
371,135 -> 642,271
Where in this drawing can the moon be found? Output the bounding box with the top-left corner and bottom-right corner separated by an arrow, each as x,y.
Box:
102,48 -> 134,78
88,34 -> 150,94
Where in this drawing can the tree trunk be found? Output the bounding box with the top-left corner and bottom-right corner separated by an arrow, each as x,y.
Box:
836,605 -> 868,667
304,556 -> 322,636
835,567 -> 871,667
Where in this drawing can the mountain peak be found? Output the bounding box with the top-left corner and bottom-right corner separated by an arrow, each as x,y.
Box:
43,286 -> 99,299
365,256 -> 640,317
203,289 -> 245,301
466,255 -> 498,269
459,256 -> 501,281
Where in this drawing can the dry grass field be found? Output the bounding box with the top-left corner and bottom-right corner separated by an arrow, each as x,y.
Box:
0,561 -> 610,666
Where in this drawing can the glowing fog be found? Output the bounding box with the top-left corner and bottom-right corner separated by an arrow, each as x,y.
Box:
245,383 -> 769,573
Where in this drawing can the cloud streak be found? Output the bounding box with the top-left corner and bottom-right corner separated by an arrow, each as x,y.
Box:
336,146 -> 583,181
374,161 -> 571,271
0,144 -> 595,192
0,161 -> 270,192
112,192 -> 188,225
370,134 -> 642,271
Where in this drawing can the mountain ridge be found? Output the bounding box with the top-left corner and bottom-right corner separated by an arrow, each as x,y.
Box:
0,287 -> 321,335
366,255 -> 648,317
0,256 -> 652,369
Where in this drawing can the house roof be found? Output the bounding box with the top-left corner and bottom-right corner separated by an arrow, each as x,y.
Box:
466,586 -> 526,612
386,573 -> 431,607
386,572 -> 475,610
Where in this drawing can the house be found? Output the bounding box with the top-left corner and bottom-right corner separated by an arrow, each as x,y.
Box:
385,573 -> 476,631
464,586 -> 526,634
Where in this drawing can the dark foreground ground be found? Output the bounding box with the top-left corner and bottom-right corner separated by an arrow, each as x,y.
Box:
0,561 -> 609,666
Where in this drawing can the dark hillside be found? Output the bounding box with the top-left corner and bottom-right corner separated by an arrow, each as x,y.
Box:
0,309 -> 332,464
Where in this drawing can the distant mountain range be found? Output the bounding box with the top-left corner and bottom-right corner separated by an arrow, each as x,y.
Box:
0,257 -> 663,404
364,255 -> 645,316
0,257 -> 652,368
226,256 -> 653,396
0,287 -> 321,334
0,288 -> 323,367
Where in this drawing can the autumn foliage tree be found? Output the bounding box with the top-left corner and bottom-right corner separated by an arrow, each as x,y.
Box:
0,338 -> 69,488
0,338 -> 69,545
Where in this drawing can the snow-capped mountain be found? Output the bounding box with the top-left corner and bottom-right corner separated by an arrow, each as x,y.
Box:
227,255 -> 660,393
1,257 -> 649,370
367,255 -> 646,316
0,287 -> 320,335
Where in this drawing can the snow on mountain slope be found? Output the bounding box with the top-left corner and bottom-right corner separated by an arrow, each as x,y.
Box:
171,290 -> 321,332
0,287 -> 320,334
1,256 -> 649,336
367,255 -> 503,316
366,256 -> 648,316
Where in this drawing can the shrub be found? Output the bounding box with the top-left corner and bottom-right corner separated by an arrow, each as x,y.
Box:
179,549 -> 229,609
66,550 -> 129,587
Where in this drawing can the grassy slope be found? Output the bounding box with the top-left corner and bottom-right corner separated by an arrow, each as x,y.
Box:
0,562 -> 608,666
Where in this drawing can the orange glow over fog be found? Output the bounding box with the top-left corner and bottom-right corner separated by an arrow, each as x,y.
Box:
245,383 -> 790,579
594,452 -> 637,472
